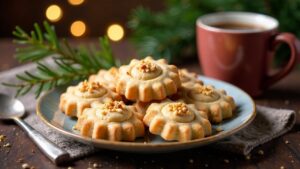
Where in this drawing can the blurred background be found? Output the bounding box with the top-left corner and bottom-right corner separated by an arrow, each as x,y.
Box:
0,0 -> 299,65
0,0 -> 164,38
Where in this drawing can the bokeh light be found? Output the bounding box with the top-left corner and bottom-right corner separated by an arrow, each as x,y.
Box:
68,0 -> 85,6
107,24 -> 124,41
70,20 -> 86,37
45,5 -> 62,22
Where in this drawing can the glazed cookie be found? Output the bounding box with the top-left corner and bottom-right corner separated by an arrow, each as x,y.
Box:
59,80 -> 121,117
88,67 -> 119,91
179,69 -> 204,87
143,99 -> 211,142
116,56 -> 181,102
179,84 -> 236,123
75,101 -> 145,141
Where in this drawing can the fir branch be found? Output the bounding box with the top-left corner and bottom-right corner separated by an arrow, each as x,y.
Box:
3,21 -> 117,98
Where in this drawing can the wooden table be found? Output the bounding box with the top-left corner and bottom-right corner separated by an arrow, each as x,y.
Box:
0,39 -> 299,169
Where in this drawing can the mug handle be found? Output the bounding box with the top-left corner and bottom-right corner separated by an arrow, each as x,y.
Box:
263,33 -> 299,88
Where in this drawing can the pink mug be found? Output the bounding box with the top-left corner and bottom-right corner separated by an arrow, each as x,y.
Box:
196,12 -> 300,96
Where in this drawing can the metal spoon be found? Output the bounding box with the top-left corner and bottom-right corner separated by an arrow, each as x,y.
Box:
0,93 -> 70,164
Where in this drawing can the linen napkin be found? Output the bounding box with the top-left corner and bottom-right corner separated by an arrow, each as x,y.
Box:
0,64 -> 296,160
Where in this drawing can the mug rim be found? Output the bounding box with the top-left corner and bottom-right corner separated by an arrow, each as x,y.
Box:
196,11 -> 279,33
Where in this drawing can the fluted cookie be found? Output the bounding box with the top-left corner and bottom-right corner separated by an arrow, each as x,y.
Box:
132,101 -> 151,120
88,67 -> 119,91
179,84 -> 236,123
179,69 -> 204,87
59,80 -> 121,117
116,56 -> 181,102
143,99 -> 211,142
75,101 -> 145,141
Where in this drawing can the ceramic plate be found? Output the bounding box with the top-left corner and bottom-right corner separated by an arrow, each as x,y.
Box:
36,76 -> 256,153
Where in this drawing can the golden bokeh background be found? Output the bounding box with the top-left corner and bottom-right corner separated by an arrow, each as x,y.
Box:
0,0 -> 164,41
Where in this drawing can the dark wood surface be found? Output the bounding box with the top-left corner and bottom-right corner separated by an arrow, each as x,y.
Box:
0,39 -> 299,169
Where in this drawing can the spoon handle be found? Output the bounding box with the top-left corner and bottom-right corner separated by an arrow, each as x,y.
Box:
13,117 -> 70,164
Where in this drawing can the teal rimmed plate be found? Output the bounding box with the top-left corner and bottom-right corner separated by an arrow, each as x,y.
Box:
36,76 -> 256,153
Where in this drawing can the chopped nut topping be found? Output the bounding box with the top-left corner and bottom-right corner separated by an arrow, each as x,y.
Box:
137,60 -> 157,73
196,85 -> 214,96
109,67 -> 118,75
79,80 -> 102,92
103,101 -> 125,112
168,103 -> 190,116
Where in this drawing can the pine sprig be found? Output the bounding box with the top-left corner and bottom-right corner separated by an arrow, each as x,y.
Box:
3,21 -> 117,98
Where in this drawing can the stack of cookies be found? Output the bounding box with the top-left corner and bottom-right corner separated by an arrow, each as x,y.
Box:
59,57 -> 236,142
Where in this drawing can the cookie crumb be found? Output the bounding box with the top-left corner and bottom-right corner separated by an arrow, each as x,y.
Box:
284,100 -> 290,105
67,167 -> 74,169
189,159 -> 194,163
93,163 -> 98,168
17,158 -> 24,163
280,166 -> 285,169
0,134 -> 5,142
291,160 -> 295,163
216,127 -> 223,132
285,140 -> 289,144
258,150 -> 264,155
3,143 -> 11,148
224,159 -> 230,163
245,155 -> 251,160
22,163 -> 30,169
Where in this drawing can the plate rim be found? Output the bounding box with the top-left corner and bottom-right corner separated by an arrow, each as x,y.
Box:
36,76 -> 256,149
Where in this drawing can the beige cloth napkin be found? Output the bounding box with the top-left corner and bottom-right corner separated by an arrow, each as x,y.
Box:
0,64 -> 296,160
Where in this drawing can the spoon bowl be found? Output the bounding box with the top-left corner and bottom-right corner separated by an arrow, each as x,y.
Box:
0,93 -> 70,164
0,94 -> 25,119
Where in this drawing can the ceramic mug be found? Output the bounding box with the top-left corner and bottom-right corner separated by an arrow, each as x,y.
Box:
196,12 -> 299,96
